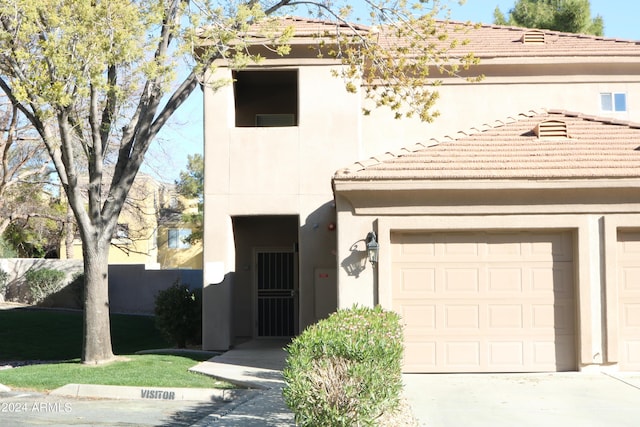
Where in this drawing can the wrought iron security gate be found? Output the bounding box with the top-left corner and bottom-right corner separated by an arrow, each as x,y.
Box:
255,249 -> 297,337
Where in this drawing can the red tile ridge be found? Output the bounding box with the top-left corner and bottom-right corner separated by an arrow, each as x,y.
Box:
237,15 -> 372,40
282,15 -> 371,31
451,20 -> 640,44
246,17 -> 640,45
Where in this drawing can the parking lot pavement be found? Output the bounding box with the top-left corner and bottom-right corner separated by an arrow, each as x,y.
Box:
403,372 -> 640,427
0,388 -> 231,426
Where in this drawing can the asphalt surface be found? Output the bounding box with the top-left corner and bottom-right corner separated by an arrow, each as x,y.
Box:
7,323 -> 640,427
0,339 -> 291,427
0,388 -> 234,427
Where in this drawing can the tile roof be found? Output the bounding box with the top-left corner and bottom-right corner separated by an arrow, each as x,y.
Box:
240,16 -> 371,39
265,17 -> 640,59
334,110 -> 640,181
405,21 -> 640,59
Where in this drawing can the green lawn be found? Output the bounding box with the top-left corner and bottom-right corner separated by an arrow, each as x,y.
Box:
0,354 -> 230,391
0,307 -> 230,391
0,307 -> 169,360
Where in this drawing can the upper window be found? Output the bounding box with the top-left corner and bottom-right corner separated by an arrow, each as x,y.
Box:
233,70 -> 298,127
168,228 -> 191,249
600,92 -> 627,112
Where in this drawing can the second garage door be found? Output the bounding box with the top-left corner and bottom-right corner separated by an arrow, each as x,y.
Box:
391,230 -> 576,373
617,230 -> 640,370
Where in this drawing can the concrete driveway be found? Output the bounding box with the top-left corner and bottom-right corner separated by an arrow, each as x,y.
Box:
403,372 -> 640,427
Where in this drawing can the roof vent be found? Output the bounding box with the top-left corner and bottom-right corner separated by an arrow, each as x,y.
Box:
521,30 -> 545,44
534,120 -> 568,138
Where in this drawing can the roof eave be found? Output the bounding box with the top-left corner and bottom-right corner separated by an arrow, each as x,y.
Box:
474,56 -> 640,65
333,177 -> 640,193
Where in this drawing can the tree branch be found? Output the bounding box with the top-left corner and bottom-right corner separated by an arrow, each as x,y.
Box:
10,211 -> 65,223
263,0 -> 294,15
150,70 -> 199,138
100,65 -> 117,156
0,78 -> 46,139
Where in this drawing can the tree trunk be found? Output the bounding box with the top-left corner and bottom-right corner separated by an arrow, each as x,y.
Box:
65,206 -> 74,259
82,238 -> 115,364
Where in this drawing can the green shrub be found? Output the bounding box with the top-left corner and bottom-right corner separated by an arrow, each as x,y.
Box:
154,281 -> 202,348
25,268 -> 66,304
0,237 -> 17,258
283,305 -> 404,427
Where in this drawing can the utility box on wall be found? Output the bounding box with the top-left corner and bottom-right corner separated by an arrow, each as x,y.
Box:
314,268 -> 337,320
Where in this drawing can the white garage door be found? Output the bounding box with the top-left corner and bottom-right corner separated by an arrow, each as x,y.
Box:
391,230 -> 576,373
617,230 -> 640,370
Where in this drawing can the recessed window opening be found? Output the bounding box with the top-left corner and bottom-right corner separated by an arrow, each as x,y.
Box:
233,70 -> 298,127
601,92 -> 627,112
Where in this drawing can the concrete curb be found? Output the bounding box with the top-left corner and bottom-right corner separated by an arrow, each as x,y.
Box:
0,383 -> 10,392
135,348 -> 222,358
50,383 -> 249,402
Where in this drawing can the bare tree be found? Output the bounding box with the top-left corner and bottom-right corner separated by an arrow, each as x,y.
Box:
0,0 -> 478,363
0,96 -> 63,252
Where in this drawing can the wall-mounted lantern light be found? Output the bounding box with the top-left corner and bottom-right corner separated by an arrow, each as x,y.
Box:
366,231 -> 379,265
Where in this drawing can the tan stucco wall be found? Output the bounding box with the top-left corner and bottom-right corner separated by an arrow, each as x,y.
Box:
334,184 -> 640,371
202,64 -> 359,349
361,64 -> 640,153
202,55 -> 640,351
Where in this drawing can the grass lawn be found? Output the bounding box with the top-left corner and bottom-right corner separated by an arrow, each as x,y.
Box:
0,307 -> 231,391
0,354 -> 230,391
0,307 -> 169,360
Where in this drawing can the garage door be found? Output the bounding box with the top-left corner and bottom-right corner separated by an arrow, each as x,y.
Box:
617,230 -> 640,370
391,230 -> 576,373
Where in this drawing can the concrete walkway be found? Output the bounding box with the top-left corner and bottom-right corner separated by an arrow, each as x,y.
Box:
12,326 -> 640,427
189,340 -> 296,426
403,372 -> 640,427
191,343 -> 640,427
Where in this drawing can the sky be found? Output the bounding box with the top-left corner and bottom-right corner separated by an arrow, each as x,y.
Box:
450,0 -> 640,40
148,0 -> 640,183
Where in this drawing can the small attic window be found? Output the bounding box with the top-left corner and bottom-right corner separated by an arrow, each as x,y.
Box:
534,120 -> 568,138
521,31 -> 545,44
601,92 -> 627,112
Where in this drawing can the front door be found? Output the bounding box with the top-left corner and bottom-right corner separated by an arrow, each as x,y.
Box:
255,248 -> 298,337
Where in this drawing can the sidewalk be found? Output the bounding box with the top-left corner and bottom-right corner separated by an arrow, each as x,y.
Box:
189,339 -> 296,426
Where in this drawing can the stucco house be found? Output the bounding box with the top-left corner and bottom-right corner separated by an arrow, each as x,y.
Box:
334,109 -> 640,373
201,17 -> 640,373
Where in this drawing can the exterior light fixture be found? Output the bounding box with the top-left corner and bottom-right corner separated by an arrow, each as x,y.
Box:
366,231 -> 379,265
